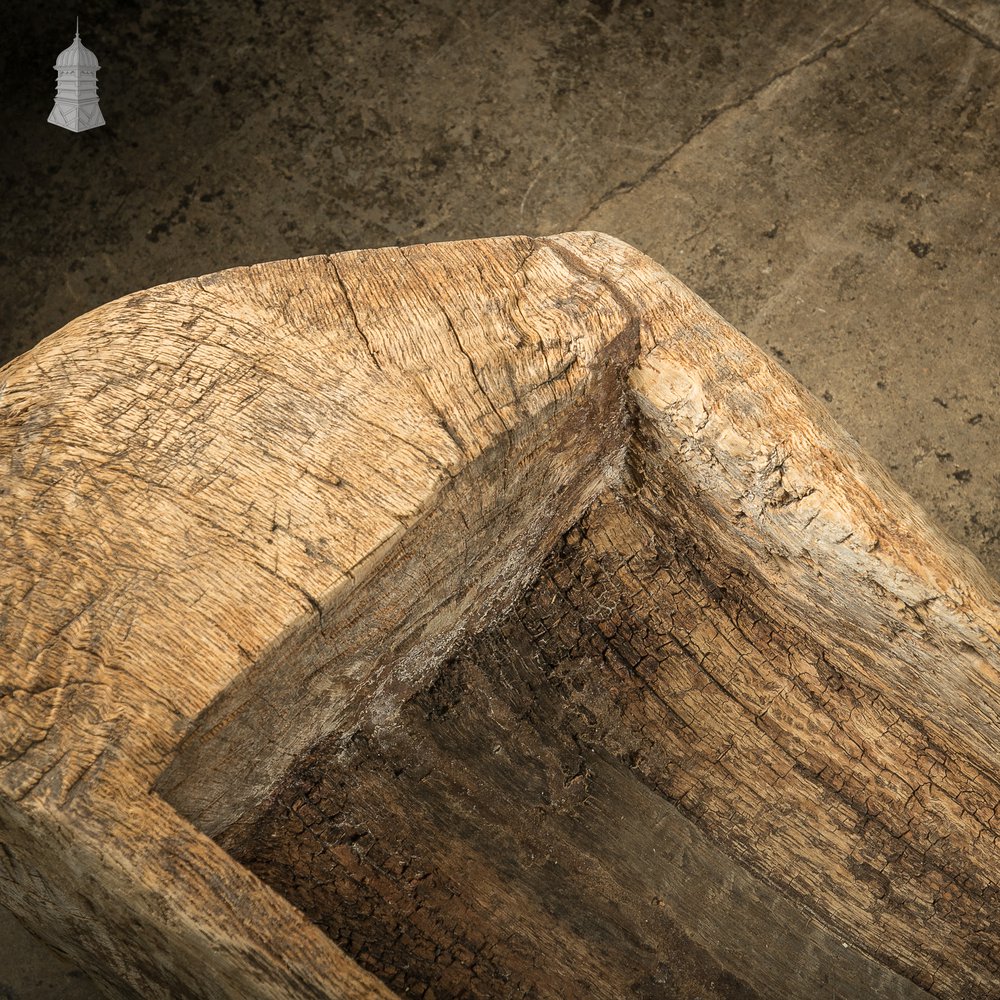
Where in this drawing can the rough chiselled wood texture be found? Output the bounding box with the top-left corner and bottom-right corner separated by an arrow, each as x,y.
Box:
2,231 -> 999,999
220,507 -> 930,999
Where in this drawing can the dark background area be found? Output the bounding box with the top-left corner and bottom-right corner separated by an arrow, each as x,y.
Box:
0,0 -> 894,361
1,0 -> 998,995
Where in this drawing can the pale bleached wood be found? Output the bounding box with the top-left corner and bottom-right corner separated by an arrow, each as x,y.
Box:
0,235 -> 635,998
0,232 -> 998,999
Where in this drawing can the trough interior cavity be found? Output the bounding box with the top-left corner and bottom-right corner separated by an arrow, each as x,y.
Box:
208,452 -> 920,1000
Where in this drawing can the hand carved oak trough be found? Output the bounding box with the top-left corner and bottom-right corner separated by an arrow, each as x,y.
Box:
2,233 -> 999,999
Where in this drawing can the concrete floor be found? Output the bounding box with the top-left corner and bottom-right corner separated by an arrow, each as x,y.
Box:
1,0 -> 997,996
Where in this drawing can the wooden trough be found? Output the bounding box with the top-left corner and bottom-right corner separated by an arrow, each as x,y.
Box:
1,232 -> 999,999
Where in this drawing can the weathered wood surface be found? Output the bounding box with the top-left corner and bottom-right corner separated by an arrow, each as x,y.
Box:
1,232 -> 998,999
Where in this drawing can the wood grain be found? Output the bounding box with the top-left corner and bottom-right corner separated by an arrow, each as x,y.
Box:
1,232 -> 998,998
